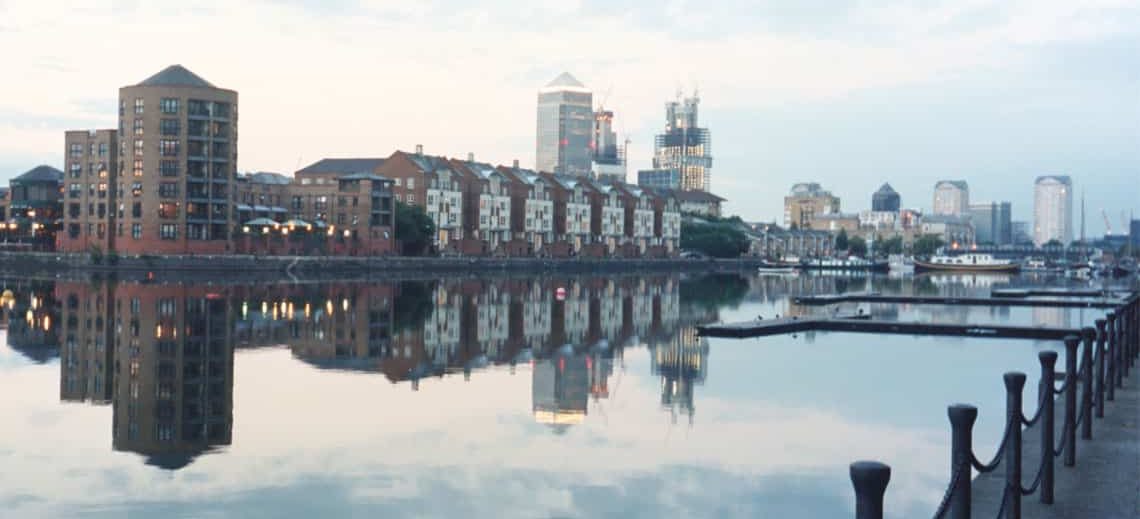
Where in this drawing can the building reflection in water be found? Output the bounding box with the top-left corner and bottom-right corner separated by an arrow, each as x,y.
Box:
1,273 -> 750,469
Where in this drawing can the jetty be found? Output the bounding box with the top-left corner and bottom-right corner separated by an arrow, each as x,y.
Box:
792,292 -> 1121,309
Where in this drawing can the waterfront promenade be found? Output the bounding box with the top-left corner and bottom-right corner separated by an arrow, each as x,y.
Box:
972,381 -> 1139,518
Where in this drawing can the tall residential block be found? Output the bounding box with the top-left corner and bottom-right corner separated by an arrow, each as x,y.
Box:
932,180 -> 969,216
536,73 -> 593,177
1033,175 -> 1072,247
651,92 -> 712,192
783,183 -> 840,229
871,183 -> 900,212
117,65 -> 238,255
60,130 -> 118,253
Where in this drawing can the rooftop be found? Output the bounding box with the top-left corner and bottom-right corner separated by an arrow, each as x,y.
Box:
539,72 -> 590,94
874,183 -> 897,195
1035,175 -> 1072,185
934,180 -> 969,191
297,158 -> 386,175
243,172 -> 291,185
13,165 -> 63,183
136,65 -> 215,88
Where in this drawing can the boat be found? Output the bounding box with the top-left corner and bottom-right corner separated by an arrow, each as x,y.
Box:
799,257 -> 889,273
1114,257 -> 1137,278
913,253 -> 1020,273
757,262 -> 797,274
1022,257 -> 1062,273
888,254 -> 914,274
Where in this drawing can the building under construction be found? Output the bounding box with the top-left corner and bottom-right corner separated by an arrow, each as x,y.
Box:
647,92 -> 713,192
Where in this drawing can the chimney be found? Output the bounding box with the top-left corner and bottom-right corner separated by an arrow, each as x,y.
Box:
415,144 -> 423,155
467,152 -> 474,162
513,159 -> 519,168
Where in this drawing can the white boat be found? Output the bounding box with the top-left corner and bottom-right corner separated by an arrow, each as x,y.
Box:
757,262 -> 797,274
888,254 -> 914,274
1023,258 -> 1061,273
914,254 -> 1020,273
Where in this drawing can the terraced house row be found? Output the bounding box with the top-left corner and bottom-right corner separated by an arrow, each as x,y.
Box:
7,64 -> 714,258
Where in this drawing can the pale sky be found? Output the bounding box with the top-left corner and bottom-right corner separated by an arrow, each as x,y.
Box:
1,0 -> 1137,234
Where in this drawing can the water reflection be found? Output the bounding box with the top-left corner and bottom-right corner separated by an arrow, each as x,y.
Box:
0,274 -> 744,471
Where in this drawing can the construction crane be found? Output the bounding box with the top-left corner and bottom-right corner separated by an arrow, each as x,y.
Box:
1103,209 -> 1113,236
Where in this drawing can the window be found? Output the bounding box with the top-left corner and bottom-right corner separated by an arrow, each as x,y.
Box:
98,143 -> 108,157
134,98 -> 144,114
158,202 -> 178,218
68,184 -> 81,198
160,160 -> 179,177
159,140 -> 179,156
133,159 -> 143,177
68,203 -> 80,218
132,203 -> 142,218
67,223 -> 80,238
69,143 -> 82,157
69,163 -> 81,178
394,178 -> 401,187
213,102 -> 230,118
291,196 -> 303,210
160,118 -> 180,136
131,223 -> 142,239
395,194 -> 401,202
160,98 -> 179,114
133,118 -> 143,136
407,177 -> 415,189
131,182 -> 143,197
160,224 -> 177,240
407,194 -> 414,204
158,182 -> 178,198
134,139 -> 144,156
337,214 -> 346,225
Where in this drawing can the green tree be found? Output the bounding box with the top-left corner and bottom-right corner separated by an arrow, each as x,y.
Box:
1044,239 -> 1063,248
879,236 -> 904,255
913,234 -> 945,256
393,281 -> 435,332
681,221 -> 749,258
835,228 -> 849,250
848,235 -> 867,257
395,201 -> 435,256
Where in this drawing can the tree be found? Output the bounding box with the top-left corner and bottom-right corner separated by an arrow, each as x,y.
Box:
878,236 -> 904,255
835,228 -> 849,251
395,202 -> 435,256
848,235 -> 867,257
681,221 -> 749,258
1044,239 -> 1063,248
913,234 -> 945,256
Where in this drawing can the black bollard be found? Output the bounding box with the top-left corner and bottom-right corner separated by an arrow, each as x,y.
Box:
1004,372 -> 1025,519
1038,351 -> 1057,504
1094,321 -> 1103,417
849,461 -> 890,519
1106,314 -> 1117,402
948,404 -> 977,519
1080,329 -> 1094,441
1063,335 -> 1078,467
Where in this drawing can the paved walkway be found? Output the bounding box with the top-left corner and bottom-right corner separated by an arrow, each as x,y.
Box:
972,372 -> 1138,518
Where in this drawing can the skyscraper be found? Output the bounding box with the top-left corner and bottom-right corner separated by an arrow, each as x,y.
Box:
536,73 -> 593,177
651,92 -> 712,192
1033,175 -> 1072,246
117,65 -> 238,255
591,109 -> 626,181
871,183 -> 900,212
932,180 -> 969,216
969,201 -> 1012,245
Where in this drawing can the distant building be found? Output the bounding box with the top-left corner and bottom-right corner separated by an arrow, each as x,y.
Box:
1132,219 -> 1139,249
7,165 -> 63,250
1033,175 -> 1072,246
969,201 -> 1012,245
536,73 -> 593,177
859,210 -> 898,230
871,183 -> 900,212
921,214 -> 975,247
809,213 -> 860,233
1012,221 -> 1032,245
933,180 -> 969,216
651,92 -> 712,192
591,109 -> 626,181
783,183 -> 840,229
60,130 -> 118,253
658,189 -> 724,218
637,168 -> 680,190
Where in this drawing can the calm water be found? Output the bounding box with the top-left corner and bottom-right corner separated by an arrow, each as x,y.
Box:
0,272 -> 1113,518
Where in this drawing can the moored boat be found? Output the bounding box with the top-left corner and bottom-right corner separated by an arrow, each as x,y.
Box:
799,257 -> 889,272
914,253 -> 1020,273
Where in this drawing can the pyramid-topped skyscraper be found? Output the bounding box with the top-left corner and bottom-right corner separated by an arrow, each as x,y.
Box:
536,72 -> 593,177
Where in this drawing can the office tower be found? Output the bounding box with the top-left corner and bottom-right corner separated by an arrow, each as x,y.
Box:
1033,175 -> 1073,246
536,73 -> 593,177
117,65 -> 238,255
969,201 -> 1012,245
932,180 -> 969,216
651,92 -> 712,192
871,183 -> 900,212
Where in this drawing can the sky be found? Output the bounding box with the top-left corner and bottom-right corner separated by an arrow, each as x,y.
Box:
1,0 -> 1138,234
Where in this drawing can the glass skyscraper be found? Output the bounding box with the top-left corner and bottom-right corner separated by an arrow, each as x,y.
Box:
536,73 -> 593,177
652,93 -> 712,192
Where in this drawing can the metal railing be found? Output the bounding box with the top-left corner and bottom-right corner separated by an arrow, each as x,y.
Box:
849,292 -> 1139,519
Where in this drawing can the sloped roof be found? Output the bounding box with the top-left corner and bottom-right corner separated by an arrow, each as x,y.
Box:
540,72 -> 590,94
935,180 -> 968,191
245,172 -> 291,185
875,183 -> 897,195
659,188 -> 725,203
297,158 -> 386,175
137,65 -> 215,88
13,165 -> 63,183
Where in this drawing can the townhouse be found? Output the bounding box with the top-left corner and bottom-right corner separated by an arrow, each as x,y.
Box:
377,147 -> 464,253
497,164 -> 554,256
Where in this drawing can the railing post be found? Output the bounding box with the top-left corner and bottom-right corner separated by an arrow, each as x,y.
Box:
850,461 -> 890,519
1063,335 -> 1078,467
1094,317 -> 1103,417
1038,351 -> 1056,504
1080,328 -> 1094,440
1106,313 -> 1117,401
1003,372 -> 1025,519
948,404 -> 977,519
1116,308 -> 1125,387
